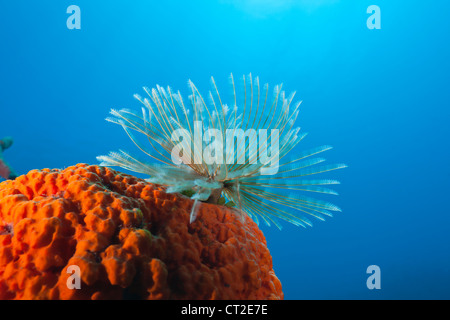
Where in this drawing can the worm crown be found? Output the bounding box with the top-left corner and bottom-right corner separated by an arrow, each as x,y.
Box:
97,74 -> 346,229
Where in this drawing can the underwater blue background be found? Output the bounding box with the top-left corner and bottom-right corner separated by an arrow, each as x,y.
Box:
1,0 -> 449,299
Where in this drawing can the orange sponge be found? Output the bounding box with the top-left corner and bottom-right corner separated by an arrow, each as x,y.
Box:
0,164 -> 283,300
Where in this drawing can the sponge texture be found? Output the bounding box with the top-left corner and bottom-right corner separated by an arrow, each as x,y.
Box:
0,164 -> 283,300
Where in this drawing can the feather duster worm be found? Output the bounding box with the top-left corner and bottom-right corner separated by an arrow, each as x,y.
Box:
98,74 -> 346,229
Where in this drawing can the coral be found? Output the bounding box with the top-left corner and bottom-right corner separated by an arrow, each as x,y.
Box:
0,164 -> 283,300
0,137 -> 17,180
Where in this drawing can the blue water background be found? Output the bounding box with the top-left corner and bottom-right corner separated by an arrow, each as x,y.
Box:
1,0 -> 449,299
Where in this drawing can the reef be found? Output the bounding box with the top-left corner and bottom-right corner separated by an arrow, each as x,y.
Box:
0,164 -> 283,300
0,137 -> 17,180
